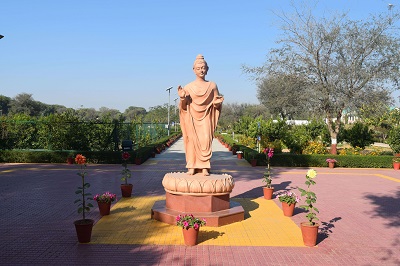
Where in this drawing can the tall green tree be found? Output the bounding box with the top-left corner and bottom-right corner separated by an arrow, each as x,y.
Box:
244,3 -> 400,154
9,93 -> 44,116
123,106 -> 147,122
0,95 -> 11,116
257,74 -> 310,119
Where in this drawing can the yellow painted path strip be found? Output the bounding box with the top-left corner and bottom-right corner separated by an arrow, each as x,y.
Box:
91,196 -> 304,247
375,174 -> 400,183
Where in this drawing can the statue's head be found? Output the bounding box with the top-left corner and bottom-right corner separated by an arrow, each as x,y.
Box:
193,54 -> 209,72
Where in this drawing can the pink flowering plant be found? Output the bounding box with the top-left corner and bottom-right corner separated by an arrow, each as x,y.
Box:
121,152 -> 131,185
277,190 -> 300,206
326,158 -> 337,163
262,147 -> 274,188
298,169 -> 319,226
93,192 -> 117,204
176,214 -> 206,230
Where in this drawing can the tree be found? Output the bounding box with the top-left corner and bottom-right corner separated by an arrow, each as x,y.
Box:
123,106 -> 147,122
257,73 -> 311,119
144,104 -> 168,123
244,3 -> 400,154
0,95 -> 11,115
219,103 -> 269,131
9,93 -> 44,116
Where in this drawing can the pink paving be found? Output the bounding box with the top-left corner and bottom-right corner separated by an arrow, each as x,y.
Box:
0,138 -> 399,265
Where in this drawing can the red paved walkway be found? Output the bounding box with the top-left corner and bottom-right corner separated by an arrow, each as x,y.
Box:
0,138 -> 399,265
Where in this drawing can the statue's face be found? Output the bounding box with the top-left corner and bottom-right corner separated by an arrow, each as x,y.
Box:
193,62 -> 208,79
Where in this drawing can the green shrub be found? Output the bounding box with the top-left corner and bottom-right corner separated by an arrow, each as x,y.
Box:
303,141 -> 328,155
342,122 -> 374,149
387,126 -> 400,154
0,133 -> 182,164
282,125 -> 309,154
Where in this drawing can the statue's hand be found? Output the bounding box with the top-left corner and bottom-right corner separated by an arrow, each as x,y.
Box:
214,95 -> 224,105
177,86 -> 186,98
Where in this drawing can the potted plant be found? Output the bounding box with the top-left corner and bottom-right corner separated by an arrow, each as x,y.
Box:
277,190 -> 300,217
232,145 -> 238,155
94,191 -> 117,216
120,152 -> 133,197
393,157 -> 400,170
236,150 -> 243,159
73,154 -> 94,243
176,214 -> 206,246
249,152 -> 257,167
135,150 -> 143,165
298,169 -> 319,247
326,158 -> 337,168
262,147 -> 274,199
66,152 -> 74,164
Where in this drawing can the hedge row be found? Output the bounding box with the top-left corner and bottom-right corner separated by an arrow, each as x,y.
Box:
218,136 -> 394,169
0,132 -> 182,164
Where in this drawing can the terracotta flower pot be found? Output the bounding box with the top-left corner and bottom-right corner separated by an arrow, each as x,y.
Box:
393,162 -> 400,170
250,159 -> 257,167
328,162 -> 335,168
74,219 -> 94,243
237,153 -> 243,159
97,201 -> 111,216
182,227 -> 199,246
263,187 -> 274,200
67,157 -> 74,165
121,184 -> 133,197
281,202 -> 295,217
300,222 -> 319,247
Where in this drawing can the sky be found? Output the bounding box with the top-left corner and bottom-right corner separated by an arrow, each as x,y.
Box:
1,0 -> 399,112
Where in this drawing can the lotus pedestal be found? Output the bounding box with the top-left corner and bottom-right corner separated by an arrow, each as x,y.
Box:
151,172 -> 244,227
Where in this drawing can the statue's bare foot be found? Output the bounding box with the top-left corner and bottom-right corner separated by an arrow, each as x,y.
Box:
187,169 -> 195,175
202,169 -> 210,176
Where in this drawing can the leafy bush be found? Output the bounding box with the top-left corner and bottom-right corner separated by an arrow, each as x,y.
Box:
342,122 -> 374,149
387,126 -> 400,154
237,135 -> 256,149
282,125 -> 309,154
266,139 -> 283,154
303,141 -> 328,155
338,147 -> 363,155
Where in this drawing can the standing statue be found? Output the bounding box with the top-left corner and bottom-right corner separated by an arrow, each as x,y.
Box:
178,54 -> 224,176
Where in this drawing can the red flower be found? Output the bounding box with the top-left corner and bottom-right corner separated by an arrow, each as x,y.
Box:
75,154 -> 86,165
122,152 -> 131,160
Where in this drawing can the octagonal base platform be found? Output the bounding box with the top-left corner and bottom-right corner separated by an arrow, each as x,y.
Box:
165,192 -> 230,212
151,172 -> 244,227
151,199 -> 244,227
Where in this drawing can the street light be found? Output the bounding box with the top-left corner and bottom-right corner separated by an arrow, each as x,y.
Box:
166,86 -> 173,136
174,98 -> 178,132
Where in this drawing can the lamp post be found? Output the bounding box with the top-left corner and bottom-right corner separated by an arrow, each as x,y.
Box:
174,98 -> 178,132
166,86 -> 173,136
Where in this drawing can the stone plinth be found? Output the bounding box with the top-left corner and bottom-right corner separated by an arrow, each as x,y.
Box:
151,200 -> 244,227
165,192 -> 230,212
151,172 -> 244,227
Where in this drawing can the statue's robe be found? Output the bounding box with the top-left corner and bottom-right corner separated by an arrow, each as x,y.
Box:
179,81 -> 222,170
